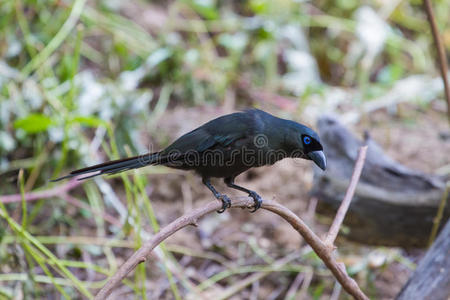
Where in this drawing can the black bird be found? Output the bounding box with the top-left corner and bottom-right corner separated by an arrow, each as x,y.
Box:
53,109 -> 326,213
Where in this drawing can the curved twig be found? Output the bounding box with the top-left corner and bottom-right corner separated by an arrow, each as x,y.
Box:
95,197 -> 368,299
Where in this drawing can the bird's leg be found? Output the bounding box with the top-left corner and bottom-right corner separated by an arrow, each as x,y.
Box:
202,178 -> 231,213
224,177 -> 262,212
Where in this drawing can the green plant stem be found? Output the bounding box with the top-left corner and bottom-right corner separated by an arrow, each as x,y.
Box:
68,24 -> 84,107
0,203 -> 93,299
428,182 -> 449,247
23,241 -> 71,299
104,126 -> 182,300
136,176 -> 182,300
21,0 -> 87,77
19,169 -> 27,228
15,0 -> 37,58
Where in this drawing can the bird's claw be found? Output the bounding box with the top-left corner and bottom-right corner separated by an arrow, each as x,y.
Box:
248,191 -> 262,212
216,194 -> 231,213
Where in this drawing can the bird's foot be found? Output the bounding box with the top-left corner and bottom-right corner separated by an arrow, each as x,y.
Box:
248,191 -> 262,212
216,194 -> 231,213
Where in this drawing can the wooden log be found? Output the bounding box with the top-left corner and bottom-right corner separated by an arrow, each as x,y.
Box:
396,219 -> 450,300
311,116 -> 449,247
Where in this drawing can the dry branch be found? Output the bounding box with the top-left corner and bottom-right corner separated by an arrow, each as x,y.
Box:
423,0 -> 450,122
325,146 -> 368,246
95,198 -> 368,299
96,146 -> 369,300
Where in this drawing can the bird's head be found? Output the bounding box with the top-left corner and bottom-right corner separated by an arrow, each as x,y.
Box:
286,122 -> 327,171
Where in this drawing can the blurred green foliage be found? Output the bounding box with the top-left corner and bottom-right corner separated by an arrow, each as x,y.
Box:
1,0 -> 449,174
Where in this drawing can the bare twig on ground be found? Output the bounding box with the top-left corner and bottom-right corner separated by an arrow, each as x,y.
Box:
423,0 -> 450,122
211,252 -> 301,300
0,179 -> 122,227
330,282 -> 343,300
306,197 -> 319,225
96,150 -> 370,300
324,146 -> 368,247
298,270 -> 314,299
0,179 -> 81,203
285,271 -> 308,300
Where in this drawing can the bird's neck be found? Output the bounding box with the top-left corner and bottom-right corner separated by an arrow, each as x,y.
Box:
262,116 -> 294,152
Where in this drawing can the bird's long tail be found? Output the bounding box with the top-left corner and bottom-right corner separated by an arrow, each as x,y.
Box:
51,152 -> 161,181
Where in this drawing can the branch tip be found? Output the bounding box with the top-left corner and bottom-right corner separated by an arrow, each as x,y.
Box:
325,146 -> 368,246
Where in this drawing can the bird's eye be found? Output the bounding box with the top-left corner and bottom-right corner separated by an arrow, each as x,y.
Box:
303,136 -> 311,145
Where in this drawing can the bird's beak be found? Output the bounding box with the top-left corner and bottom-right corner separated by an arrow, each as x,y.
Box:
307,151 -> 326,171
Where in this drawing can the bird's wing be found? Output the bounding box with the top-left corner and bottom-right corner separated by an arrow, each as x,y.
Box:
198,130 -> 246,151
162,126 -> 247,154
162,112 -> 256,154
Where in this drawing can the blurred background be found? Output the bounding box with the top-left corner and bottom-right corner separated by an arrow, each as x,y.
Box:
0,0 -> 449,299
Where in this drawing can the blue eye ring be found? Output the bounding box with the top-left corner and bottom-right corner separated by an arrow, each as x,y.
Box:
303,136 -> 311,145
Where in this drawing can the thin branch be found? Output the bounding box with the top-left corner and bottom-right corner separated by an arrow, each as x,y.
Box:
285,271 -> 305,300
0,179 -> 81,203
325,146 -> 368,246
423,0 -> 450,123
298,270 -> 314,299
95,197 -> 369,300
